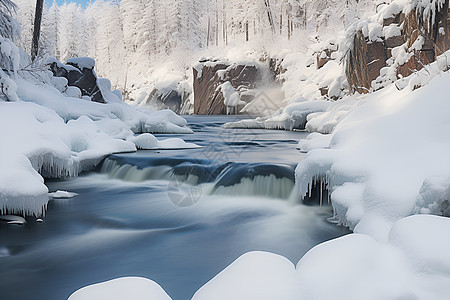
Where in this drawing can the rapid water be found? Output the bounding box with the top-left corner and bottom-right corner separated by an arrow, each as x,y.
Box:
0,116 -> 349,300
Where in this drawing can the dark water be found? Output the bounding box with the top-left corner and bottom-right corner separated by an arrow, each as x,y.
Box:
0,116 -> 349,300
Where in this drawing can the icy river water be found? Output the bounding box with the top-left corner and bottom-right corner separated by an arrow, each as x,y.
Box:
0,116 -> 349,300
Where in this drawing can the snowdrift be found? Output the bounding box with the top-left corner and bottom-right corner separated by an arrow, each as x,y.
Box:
70,215 -> 450,300
297,53 -> 450,233
0,76 -> 195,217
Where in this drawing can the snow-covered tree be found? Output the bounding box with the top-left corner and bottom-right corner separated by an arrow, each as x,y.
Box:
14,0 -> 34,53
40,1 -> 59,58
91,0 -> 125,87
0,0 -> 21,101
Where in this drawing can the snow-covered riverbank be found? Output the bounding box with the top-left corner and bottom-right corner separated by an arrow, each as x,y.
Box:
0,77 -> 196,217
68,64 -> 450,300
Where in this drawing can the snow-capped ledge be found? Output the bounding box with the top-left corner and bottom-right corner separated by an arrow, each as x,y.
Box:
295,67 -> 450,235
0,78 -> 194,217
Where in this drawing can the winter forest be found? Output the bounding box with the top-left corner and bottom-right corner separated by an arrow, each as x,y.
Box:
16,0 -> 378,89
3,0 -> 450,299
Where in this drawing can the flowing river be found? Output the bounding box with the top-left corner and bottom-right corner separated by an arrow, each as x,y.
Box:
0,116 -> 349,300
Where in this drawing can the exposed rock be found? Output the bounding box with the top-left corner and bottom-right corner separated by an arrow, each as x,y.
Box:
193,63 -> 228,115
145,89 -> 182,113
193,61 -> 262,115
346,30 -> 376,94
435,0 -> 450,57
367,41 -> 387,84
269,58 -> 286,83
382,12 -> 405,27
385,35 -> 404,50
315,44 -> 338,70
47,57 -> 105,103
346,0 -> 450,93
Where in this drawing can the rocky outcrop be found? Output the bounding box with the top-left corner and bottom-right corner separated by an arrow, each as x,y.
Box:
193,60 -> 262,115
345,0 -> 450,93
346,31 -> 387,94
47,57 -> 105,103
315,43 -> 338,70
269,58 -> 286,83
144,89 -> 182,113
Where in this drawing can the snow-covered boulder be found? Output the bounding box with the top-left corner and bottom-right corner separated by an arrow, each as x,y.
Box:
68,277 -> 172,300
47,56 -> 125,104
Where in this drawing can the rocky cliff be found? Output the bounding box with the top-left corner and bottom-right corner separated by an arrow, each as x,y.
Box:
193,60 -> 262,115
344,0 -> 450,93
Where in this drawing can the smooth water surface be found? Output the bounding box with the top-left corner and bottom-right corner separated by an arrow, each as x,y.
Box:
0,116 -> 349,300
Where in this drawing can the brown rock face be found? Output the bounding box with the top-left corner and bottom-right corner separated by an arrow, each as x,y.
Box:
346,31 -> 386,94
316,48 -> 338,70
269,58 -> 286,83
435,0 -> 450,57
367,41 -> 387,83
346,0 -> 450,93
193,63 -> 261,115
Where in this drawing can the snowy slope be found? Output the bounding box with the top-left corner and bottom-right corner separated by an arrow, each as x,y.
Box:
297,53 -> 450,235
0,76 -> 196,217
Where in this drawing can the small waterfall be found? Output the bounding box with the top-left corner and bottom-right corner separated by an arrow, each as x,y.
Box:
212,174 -> 295,199
100,158 -> 172,182
99,156 -> 301,201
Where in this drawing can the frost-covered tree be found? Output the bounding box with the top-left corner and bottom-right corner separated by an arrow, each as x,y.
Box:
120,0 -> 143,53
58,3 -> 84,61
0,0 -> 21,101
14,0 -> 34,53
18,0 -> 381,93
40,1 -> 60,59
91,0 -> 125,87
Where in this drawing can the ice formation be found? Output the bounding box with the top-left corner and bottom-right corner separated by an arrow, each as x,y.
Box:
0,70 -> 194,216
296,52 -> 450,232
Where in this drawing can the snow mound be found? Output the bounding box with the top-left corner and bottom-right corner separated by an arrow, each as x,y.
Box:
225,99 -> 331,130
0,73 -> 194,216
66,57 -> 96,70
74,215 -> 450,299
49,190 -> 79,199
192,251 -> 297,300
127,135 -> 201,150
157,138 -> 202,150
68,277 -> 172,300
296,67 -> 450,235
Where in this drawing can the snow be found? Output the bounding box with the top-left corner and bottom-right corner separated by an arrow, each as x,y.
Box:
68,277 -> 172,300
0,68 -> 194,216
65,86 -> 82,98
383,24 -> 402,39
49,190 -> 79,199
225,99 -> 332,131
192,251 -> 297,300
296,59 -> 450,235
127,135 -> 201,150
73,215 -> 450,300
157,138 -> 202,150
97,77 -> 122,103
220,81 -> 240,107
66,57 -> 96,70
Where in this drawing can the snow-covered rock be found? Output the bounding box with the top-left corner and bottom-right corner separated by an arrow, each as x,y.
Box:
296,64 -> 450,236
0,72 -> 194,216
68,277 -> 172,300
49,190 -> 79,199
72,215 -> 450,300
